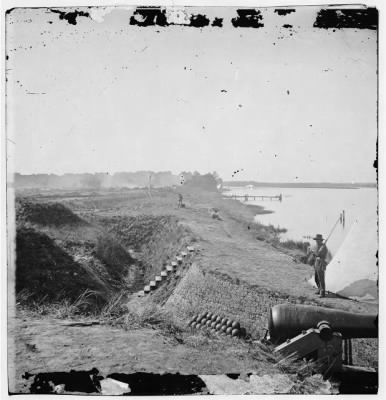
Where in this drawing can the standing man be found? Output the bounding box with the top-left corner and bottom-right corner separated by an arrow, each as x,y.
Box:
307,234 -> 329,298
177,193 -> 183,208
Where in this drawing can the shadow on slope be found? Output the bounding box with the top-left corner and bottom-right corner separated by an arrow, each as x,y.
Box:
16,227 -> 104,303
14,199 -> 140,307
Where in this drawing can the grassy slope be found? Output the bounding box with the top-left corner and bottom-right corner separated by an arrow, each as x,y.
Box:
87,214 -> 194,283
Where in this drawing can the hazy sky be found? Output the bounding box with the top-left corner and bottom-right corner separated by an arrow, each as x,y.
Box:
6,6 -> 377,182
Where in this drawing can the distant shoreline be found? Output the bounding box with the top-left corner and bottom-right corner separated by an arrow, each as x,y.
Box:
223,182 -> 376,189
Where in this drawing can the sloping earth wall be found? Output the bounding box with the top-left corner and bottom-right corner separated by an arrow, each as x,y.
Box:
165,263 -> 319,338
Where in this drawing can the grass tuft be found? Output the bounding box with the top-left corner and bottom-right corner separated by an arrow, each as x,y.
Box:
17,289 -> 103,319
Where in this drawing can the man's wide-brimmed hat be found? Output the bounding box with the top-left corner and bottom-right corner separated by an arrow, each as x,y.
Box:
313,234 -> 324,241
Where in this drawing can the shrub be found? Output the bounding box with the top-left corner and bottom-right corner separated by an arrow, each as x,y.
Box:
279,239 -> 307,252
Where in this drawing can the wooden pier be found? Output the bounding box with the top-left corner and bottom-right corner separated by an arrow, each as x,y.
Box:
226,194 -> 283,202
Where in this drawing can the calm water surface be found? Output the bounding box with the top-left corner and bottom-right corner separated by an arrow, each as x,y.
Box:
225,186 -> 377,256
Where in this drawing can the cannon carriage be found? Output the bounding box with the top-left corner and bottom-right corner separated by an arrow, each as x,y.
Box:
267,304 -> 378,388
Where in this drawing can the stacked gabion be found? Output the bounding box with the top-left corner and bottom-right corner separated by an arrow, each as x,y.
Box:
188,311 -> 247,338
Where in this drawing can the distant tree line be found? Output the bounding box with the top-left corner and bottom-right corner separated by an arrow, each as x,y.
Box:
14,171 -> 223,191
180,171 -> 222,191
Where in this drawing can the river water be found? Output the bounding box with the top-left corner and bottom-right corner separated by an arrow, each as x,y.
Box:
224,186 -> 378,256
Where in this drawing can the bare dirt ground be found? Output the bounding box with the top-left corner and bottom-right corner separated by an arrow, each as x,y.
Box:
9,310 -> 282,393
9,187 -> 378,393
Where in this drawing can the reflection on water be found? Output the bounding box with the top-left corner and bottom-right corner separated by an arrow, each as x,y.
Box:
225,186 -> 377,256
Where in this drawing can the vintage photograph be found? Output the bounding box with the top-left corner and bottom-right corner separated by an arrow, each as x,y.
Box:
4,1 -> 379,395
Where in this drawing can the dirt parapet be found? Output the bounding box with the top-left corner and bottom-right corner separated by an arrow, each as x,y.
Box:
14,200 -> 139,305
16,226 -> 104,302
93,215 -> 194,283
16,198 -> 86,227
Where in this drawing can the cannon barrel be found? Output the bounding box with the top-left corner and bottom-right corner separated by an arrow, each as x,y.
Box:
268,304 -> 378,344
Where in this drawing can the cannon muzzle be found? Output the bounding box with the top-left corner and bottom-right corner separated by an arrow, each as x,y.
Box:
268,304 -> 377,344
